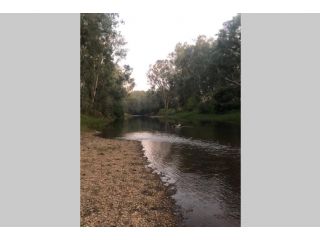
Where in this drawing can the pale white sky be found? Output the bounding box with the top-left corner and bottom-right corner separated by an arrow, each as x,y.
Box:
118,11 -> 237,90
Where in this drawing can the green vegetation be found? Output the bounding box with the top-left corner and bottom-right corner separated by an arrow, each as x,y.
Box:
165,110 -> 240,124
125,14 -> 240,122
124,91 -> 161,115
81,14 -> 134,121
81,114 -> 113,131
81,14 -> 240,126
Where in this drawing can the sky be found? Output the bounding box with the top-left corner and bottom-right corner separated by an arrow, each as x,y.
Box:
118,11 -> 237,91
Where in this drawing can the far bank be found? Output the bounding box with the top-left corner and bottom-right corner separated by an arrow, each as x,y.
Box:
135,110 -> 240,125
163,110 -> 240,125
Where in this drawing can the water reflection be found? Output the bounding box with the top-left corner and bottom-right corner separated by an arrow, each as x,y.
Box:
102,116 -> 240,226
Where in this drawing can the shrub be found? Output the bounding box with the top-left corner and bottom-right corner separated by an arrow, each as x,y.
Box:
184,96 -> 198,111
158,108 -> 176,115
198,101 -> 215,114
214,87 -> 240,113
112,102 -> 124,119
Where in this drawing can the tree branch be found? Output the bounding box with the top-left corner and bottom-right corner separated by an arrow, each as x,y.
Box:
224,77 -> 241,86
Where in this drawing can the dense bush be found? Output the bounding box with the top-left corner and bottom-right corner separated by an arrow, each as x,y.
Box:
158,108 -> 176,116
81,14 -> 134,120
113,101 -> 125,119
125,91 -> 162,115
184,96 -> 199,111
145,14 -> 240,116
198,101 -> 215,114
214,87 -> 240,113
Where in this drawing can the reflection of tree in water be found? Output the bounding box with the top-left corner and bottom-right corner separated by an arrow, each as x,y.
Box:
101,120 -> 124,138
143,139 -> 240,222
180,121 -> 240,147
101,116 -> 240,225
120,117 -> 173,133
118,117 -> 241,147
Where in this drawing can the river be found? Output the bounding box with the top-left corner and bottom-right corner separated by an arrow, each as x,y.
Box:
101,116 -> 240,227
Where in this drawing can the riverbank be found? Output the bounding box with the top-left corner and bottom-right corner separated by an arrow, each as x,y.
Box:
81,131 -> 178,226
155,110 -> 240,124
81,114 -> 114,132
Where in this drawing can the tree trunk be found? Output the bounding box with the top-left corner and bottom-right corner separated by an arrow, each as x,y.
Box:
92,73 -> 99,104
165,100 -> 168,116
164,94 -> 170,116
92,58 -> 101,104
225,77 -> 241,86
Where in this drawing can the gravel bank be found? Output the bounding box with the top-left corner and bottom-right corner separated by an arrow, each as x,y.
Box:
81,131 -> 178,226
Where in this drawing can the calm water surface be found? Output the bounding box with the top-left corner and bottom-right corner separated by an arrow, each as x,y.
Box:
102,116 -> 240,227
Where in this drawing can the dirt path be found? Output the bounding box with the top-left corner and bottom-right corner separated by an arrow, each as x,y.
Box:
81,131 -> 178,226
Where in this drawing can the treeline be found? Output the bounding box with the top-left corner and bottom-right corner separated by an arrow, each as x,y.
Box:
126,14 -> 240,116
125,91 -> 161,115
81,13 -> 134,120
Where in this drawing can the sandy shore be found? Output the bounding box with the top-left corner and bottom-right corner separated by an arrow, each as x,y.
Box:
81,131 -> 178,226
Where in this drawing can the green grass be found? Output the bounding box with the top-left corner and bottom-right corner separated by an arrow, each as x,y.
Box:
165,110 -> 240,124
81,114 -> 114,132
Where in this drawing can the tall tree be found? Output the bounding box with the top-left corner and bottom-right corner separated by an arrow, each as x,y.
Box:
145,14 -> 241,115
81,13 -> 134,119
147,59 -> 174,115
214,14 -> 241,87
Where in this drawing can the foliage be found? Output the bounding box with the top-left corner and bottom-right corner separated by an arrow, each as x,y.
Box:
81,114 -> 112,131
145,14 -> 241,117
81,13 -> 134,119
214,86 -> 240,113
158,108 -> 176,116
125,90 -> 162,115
214,14 -> 241,87
198,101 -> 215,114
185,96 -> 199,111
167,110 -> 240,125
147,59 -> 175,114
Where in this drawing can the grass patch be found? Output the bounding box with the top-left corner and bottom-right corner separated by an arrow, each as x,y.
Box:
81,114 -> 114,132
165,110 -> 240,124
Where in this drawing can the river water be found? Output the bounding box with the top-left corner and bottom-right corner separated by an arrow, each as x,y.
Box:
101,116 -> 240,227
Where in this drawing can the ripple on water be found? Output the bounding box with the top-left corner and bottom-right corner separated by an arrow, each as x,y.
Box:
119,130 -> 240,227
